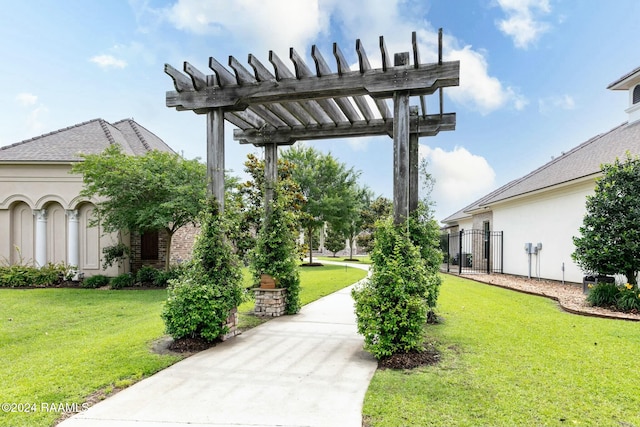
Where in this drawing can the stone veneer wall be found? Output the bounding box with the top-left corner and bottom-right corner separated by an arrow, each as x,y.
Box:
221,308 -> 239,341
253,288 -> 287,317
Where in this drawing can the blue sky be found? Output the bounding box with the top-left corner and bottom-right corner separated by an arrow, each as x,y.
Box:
1,0 -> 638,222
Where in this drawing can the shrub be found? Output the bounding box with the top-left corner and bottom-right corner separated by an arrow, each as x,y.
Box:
162,276 -> 235,341
102,243 -> 130,269
110,273 -> 135,289
616,285 -> 640,312
0,262 -> 74,287
352,218 -> 431,359
408,203 -> 444,311
587,282 -> 619,307
162,198 -> 243,342
82,275 -> 110,289
153,266 -> 184,288
136,266 -> 159,285
587,282 -> 640,312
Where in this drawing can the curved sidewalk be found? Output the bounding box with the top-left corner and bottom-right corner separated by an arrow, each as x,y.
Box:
59,264 -> 376,427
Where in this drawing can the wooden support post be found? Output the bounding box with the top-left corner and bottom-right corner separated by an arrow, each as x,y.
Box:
393,52 -> 410,224
207,108 -> 225,212
409,106 -> 419,214
264,142 -> 278,215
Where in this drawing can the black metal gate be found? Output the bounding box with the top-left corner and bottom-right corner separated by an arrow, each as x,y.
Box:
440,229 -> 503,274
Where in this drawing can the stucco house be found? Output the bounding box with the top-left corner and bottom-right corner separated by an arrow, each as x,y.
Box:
441,66 -> 640,284
0,118 -> 195,278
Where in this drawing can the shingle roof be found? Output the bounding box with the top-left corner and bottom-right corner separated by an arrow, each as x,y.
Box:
442,120 -> 640,223
0,118 -> 175,162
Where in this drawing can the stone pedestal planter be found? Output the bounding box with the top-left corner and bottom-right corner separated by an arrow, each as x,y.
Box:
253,288 -> 287,317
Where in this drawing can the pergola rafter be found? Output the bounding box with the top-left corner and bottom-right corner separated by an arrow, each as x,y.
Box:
165,30 -> 460,222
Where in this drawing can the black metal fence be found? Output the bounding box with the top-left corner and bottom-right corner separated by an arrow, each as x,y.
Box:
440,229 -> 503,274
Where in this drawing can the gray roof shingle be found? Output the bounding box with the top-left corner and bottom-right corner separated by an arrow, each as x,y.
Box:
443,120 -> 640,222
0,118 -> 175,162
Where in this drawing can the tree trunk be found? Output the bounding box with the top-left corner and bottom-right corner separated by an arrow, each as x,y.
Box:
307,226 -> 314,264
165,229 -> 173,271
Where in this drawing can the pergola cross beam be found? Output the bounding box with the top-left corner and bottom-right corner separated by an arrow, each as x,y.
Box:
165,30 -> 460,223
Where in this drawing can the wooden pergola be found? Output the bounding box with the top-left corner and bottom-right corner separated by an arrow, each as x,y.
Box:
165,30 -> 459,223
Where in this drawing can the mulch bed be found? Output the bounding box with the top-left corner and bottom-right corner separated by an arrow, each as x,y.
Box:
167,336 -> 217,353
378,343 -> 441,370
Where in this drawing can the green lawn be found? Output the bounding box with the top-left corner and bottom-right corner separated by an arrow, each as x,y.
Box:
315,255 -> 372,264
0,289 -> 179,427
363,274 -> 640,427
0,264 -> 367,427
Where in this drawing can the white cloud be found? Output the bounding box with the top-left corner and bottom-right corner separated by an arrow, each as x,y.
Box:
90,54 -> 127,69
159,0 -> 523,116
164,0 -> 329,54
26,105 -> 49,134
538,94 -> 575,114
420,144 -> 496,221
495,0 -> 551,49
347,137 -> 371,151
15,93 -> 48,135
446,46 -> 528,114
16,93 -> 38,107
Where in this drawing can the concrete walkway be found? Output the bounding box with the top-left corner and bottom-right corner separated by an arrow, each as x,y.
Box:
59,263 -> 376,427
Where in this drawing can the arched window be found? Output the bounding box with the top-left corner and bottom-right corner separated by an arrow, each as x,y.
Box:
634,85 -> 640,105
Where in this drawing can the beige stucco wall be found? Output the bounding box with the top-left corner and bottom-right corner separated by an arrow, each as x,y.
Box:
0,162 -> 125,277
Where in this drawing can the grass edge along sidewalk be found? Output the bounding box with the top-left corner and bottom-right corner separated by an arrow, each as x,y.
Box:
0,264 -> 367,427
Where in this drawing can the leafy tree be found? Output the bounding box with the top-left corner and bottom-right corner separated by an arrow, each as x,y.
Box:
227,153 -> 305,262
572,154 -> 640,285
162,197 -> 244,341
281,146 -> 360,264
356,196 -> 393,254
341,186 -> 372,260
325,225 -> 346,257
72,145 -> 206,270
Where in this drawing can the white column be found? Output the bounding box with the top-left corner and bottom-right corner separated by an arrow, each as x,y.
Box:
67,210 -> 79,277
319,222 -> 326,254
34,209 -> 47,267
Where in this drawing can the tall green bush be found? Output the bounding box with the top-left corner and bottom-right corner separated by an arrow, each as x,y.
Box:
352,218 -> 431,359
572,154 -> 640,285
162,198 -> 243,342
250,198 -> 301,314
408,203 -> 444,311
